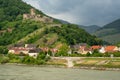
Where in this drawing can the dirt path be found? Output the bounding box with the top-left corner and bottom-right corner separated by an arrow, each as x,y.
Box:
66,58 -> 74,68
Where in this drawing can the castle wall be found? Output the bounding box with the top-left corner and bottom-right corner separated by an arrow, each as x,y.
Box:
23,8 -> 53,23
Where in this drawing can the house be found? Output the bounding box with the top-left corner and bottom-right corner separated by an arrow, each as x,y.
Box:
40,47 -> 49,52
70,43 -> 90,54
119,47 -> 120,51
70,44 -> 81,53
79,46 -> 91,54
99,46 -> 106,53
8,47 -> 29,55
99,46 -> 119,53
8,44 -> 37,55
91,45 -> 101,50
50,48 -> 58,56
50,48 -> 58,54
68,49 -> 72,54
25,44 -> 36,49
28,48 -> 42,58
105,46 -> 119,53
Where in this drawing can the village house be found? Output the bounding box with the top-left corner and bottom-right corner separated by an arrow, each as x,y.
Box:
8,47 -> 29,55
91,45 -> 102,50
79,46 -> 92,54
40,47 -> 49,53
8,44 -> 37,55
99,46 -> 106,53
25,44 -> 36,49
28,48 -> 42,58
70,43 -> 91,54
95,46 -> 119,53
104,46 -> 119,53
70,44 -> 81,54
40,47 -> 58,56
119,47 -> 120,51
50,48 -> 58,56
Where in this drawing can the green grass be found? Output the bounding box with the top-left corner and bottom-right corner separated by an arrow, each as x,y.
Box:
74,57 -> 120,68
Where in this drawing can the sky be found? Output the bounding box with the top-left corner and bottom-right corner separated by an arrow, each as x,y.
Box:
23,0 -> 120,26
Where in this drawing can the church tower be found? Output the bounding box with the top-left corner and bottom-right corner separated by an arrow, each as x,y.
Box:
30,8 -> 36,16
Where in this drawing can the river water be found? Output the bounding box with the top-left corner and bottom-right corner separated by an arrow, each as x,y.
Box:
0,65 -> 120,80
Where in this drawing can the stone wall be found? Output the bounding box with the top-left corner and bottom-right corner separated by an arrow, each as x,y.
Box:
23,8 -> 53,23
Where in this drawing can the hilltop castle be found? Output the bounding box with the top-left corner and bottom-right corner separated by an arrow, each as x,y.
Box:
23,8 -> 53,23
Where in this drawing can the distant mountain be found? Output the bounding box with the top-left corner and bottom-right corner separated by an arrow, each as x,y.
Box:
79,25 -> 100,34
0,0 -> 103,47
94,19 -> 120,44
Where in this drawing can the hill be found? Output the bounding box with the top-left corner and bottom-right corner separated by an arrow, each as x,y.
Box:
79,25 -> 100,34
0,0 -> 103,47
95,19 -> 120,44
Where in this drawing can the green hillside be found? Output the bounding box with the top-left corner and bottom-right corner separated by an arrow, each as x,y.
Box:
95,19 -> 120,44
0,0 -> 103,47
79,25 -> 100,34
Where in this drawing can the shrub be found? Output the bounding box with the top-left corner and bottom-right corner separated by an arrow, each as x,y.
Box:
0,57 -> 9,64
21,55 -> 36,64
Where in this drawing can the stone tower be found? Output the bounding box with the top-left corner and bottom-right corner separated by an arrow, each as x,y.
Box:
30,8 -> 36,16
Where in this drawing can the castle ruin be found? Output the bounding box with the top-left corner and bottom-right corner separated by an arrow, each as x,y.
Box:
23,8 -> 53,23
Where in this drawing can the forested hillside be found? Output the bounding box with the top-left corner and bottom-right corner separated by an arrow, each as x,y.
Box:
95,19 -> 120,44
0,0 -> 103,47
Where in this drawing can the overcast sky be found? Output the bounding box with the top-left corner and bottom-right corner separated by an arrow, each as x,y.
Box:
23,0 -> 120,26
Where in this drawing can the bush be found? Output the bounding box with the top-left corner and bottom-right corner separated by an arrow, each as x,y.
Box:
35,60 -> 46,65
0,46 -> 8,54
21,52 -> 50,65
7,54 -> 21,63
7,54 -> 20,60
113,52 -> 120,57
0,57 -> 9,64
21,55 -> 36,64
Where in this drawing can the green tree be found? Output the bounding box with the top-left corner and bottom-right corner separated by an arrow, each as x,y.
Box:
0,46 -> 8,54
21,55 -> 36,64
57,44 -> 69,56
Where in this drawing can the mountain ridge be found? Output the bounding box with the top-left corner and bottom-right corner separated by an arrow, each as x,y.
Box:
79,25 -> 101,34
94,19 -> 120,44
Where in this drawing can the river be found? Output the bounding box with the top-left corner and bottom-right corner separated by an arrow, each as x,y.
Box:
0,64 -> 120,80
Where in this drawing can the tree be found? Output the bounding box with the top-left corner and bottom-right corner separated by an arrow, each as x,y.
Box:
0,46 -> 8,54
36,52 -> 50,65
57,44 -> 69,56
21,55 -> 36,64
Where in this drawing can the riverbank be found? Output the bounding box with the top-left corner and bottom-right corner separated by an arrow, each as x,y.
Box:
1,57 -> 120,71
2,61 -> 120,71
50,57 -> 120,71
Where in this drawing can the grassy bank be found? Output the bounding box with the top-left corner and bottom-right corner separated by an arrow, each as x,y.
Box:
46,58 -> 67,67
0,53 -> 120,69
74,57 -> 120,68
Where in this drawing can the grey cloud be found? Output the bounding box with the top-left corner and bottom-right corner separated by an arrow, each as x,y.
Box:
23,0 -> 120,26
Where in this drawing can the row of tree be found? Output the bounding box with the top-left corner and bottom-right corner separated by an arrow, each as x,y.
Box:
0,52 -> 50,64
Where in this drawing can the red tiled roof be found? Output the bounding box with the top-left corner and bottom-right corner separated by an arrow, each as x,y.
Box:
9,47 -> 30,54
105,46 -> 116,52
79,46 -> 91,51
91,45 -> 101,50
10,47 -> 29,51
